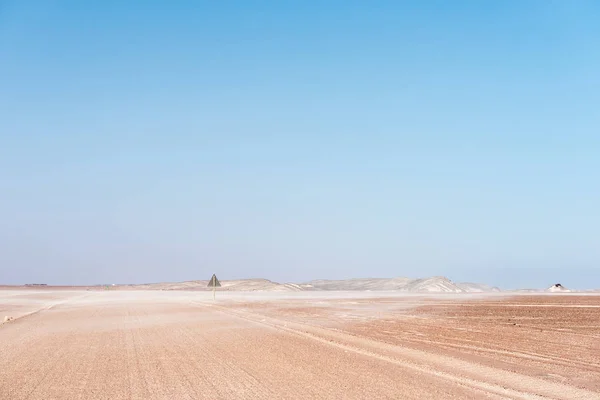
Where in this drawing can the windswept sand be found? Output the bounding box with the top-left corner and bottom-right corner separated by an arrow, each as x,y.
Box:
1,290 -> 598,399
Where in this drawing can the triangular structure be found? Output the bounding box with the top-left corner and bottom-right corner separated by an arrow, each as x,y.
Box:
207,274 -> 221,288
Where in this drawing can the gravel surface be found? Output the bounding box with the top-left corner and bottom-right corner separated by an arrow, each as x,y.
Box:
0,291 -> 598,399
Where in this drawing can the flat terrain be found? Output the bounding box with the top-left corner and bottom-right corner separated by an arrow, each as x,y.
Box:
1,290 -> 599,399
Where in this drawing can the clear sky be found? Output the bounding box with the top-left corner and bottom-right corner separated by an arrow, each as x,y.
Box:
1,1 -> 599,289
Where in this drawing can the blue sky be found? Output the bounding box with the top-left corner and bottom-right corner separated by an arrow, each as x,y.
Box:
1,1 -> 599,288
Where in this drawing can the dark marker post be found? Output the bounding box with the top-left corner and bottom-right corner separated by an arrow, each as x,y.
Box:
207,274 -> 221,300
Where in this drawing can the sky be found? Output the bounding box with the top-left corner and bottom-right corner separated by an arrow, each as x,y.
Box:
1,1 -> 599,289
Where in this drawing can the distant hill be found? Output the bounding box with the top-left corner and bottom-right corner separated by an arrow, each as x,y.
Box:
121,278 -> 299,291
302,277 -> 414,291
7,278 -> 596,292
119,276 -> 501,292
305,276 -> 501,293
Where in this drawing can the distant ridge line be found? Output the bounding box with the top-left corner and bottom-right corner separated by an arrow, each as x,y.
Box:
119,276 -> 503,293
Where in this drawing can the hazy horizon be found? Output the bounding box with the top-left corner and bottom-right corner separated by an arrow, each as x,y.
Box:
1,2 -> 599,289
3,267 -> 599,291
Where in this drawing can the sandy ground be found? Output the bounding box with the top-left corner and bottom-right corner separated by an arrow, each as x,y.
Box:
0,291 -> 599,399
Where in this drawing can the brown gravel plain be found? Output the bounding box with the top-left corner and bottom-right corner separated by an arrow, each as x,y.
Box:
0,290 -> 599,400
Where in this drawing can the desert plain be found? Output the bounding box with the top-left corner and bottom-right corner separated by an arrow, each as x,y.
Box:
1,289 -> 599,399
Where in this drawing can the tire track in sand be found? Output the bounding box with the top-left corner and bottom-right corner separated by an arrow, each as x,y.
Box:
202,302 -> 597,400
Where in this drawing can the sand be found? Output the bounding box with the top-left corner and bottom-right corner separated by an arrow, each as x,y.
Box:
0,290 -> 598,399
